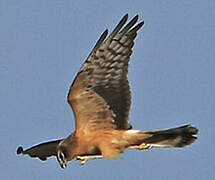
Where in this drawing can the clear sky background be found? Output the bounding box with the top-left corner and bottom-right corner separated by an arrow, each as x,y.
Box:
1,0 -> 214,179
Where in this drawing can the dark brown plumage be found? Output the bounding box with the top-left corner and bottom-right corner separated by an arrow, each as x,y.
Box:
17,14 -> 198,169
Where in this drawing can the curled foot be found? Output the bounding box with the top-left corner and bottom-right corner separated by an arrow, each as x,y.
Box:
76,155 -> 103,165
129,143 -> 152,150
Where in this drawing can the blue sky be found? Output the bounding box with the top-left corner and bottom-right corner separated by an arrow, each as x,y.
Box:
1,0 -> 214,179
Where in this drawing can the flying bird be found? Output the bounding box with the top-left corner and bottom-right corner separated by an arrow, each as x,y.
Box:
17,14 -> 198,169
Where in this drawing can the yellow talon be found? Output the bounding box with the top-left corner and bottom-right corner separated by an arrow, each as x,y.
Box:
76,156 -> 88,165
129,143 -> 152,150
138,143 -> 152,150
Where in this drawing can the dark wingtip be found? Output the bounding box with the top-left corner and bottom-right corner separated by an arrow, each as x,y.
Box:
187,125 -> 199,135
175,124 -> 199,135
130,21 -> 144,33
133,14 -> 139,21
123,13 -> 129,19
120,14 -> 129,25
39,157 -> 47,161
17,146 -> 24,155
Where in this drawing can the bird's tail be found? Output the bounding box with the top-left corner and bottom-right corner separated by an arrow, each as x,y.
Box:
126,125 -> 198,149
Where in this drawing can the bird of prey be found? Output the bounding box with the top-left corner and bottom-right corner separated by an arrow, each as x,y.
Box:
17,14 -> 198,169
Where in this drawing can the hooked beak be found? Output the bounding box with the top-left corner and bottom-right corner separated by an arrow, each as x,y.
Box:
57,155 -> 67,169
60,161 -> 67,169
60,162 -> 67,169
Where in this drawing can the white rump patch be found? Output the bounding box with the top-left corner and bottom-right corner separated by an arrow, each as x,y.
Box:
126,130 -> 140,134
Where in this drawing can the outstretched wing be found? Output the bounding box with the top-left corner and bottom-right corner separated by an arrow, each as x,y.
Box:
67,14 -> 144,134
17,139 -> 63,161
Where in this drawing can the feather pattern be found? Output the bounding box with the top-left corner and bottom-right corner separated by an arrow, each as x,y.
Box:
68,14 -> 144,132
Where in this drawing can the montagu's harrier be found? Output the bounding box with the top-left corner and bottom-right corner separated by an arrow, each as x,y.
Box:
17,14 -> 198,169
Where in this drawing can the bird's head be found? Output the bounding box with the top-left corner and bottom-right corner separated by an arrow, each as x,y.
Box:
56,135 -> 77,169
57,145 -> 69,169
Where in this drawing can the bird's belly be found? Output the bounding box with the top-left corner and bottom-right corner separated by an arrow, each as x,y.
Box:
93,131 -> 127,159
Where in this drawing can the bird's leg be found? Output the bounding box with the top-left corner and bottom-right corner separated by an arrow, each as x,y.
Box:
76,155 -> 103,165
129,143 -> 152,150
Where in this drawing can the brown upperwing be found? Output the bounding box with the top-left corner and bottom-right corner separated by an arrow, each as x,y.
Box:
17,139 -> 63,161
67,14 -> 144,135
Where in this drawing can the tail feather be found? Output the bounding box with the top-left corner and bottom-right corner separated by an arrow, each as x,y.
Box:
142,125 -> 198,148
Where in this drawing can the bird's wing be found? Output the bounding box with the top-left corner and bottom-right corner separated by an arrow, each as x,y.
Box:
17,139 -> 63,161
67,14 -> 144,134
